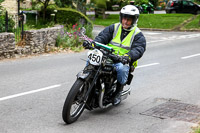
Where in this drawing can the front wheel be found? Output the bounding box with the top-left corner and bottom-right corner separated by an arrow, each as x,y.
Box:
62,79 -> 88,124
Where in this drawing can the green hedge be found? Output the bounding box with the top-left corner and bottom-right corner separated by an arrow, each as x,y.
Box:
0,13 -> 15,33
56,8 -> 93,26
56,8 -> 93,38
0,0 -> 15,32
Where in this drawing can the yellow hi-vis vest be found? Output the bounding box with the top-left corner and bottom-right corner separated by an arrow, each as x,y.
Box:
108,23 -> 141,67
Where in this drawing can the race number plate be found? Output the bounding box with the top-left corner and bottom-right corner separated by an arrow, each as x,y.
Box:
87,49 -> 103,66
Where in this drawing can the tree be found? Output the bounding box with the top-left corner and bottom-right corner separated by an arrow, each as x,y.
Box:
55,0 -> 72,7
35,0 -> 88,20
54,0 -> 87,15
36,0 -> 50,20
149,0 -> 159,7
0,0 -> 4,14
74,0 -> 86,15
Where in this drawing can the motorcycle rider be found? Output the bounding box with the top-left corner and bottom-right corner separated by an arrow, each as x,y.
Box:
83,5 -> 146,106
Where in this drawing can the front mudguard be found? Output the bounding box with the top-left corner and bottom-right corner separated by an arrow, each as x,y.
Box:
76,70 -> 91,80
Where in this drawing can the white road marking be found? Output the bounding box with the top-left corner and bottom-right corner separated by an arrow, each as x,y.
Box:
0,84 -> 61,102
147,33 -> 200,44
136,63 -> 160,69
181,53 -> 200,59
0,63 -> 160,102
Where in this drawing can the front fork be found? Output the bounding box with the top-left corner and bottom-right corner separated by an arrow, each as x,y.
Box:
76,66 -> 102,103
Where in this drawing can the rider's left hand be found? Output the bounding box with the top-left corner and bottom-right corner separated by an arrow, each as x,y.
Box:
121,56 -> 130,64
121,54 -> 131,64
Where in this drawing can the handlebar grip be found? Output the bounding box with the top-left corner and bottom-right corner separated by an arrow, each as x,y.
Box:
108,54 -> 130,64
108,54 -> 121,63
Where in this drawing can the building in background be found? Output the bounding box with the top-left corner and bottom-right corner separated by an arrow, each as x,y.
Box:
1,0 -> 18,15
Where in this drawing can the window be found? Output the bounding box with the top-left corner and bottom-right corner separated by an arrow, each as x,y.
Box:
188,1 -> 194,6
183,1 -> 194,6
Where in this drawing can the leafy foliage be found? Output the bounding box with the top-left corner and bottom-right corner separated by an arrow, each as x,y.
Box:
135,0 -> 148,5
0,0 -> 15,33
0,13 -> 15,33
55,7 -> 93,51
0,0 -> 4,11
135,0 -> 159,7
149,0 -> 159,7
54,0 -> 72,7
56,24 -> 93,51
54,0 -> 87,14
96,0 -> 107,9
35,0 -> 51,19
194,0 -> 200,4
56,8 -> 93,27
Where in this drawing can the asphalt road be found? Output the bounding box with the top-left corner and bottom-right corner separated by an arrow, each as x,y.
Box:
0,29 -> 200,133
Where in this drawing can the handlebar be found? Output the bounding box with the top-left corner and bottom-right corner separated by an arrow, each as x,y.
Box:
108,54 -> 130,64
83,40 -> 130,65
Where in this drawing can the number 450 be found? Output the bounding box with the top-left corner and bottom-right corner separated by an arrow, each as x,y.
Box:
88,53 -> 101,63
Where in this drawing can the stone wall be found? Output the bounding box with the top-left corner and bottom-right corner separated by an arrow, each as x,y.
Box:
0,33 -> 15,59
23,26 -> 62,54
0,26 -> 63,60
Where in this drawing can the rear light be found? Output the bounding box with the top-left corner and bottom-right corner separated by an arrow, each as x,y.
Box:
171,2 -> 174,7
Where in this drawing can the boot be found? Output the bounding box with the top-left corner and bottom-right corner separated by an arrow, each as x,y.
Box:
112,82 -> 124,106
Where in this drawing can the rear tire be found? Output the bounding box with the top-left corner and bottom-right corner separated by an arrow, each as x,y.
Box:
196,10 -> 200,14
62,79 -> 88,124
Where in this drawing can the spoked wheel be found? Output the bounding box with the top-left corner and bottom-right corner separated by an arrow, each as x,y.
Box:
62,79 -> 88,124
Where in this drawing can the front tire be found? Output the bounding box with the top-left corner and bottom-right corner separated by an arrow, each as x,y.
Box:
62,79 -> 88,124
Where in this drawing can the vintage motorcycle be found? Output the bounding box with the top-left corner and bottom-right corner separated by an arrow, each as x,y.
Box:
62,28 -> 133,124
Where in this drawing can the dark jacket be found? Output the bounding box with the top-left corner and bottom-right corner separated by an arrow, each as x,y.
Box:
94,24 -> 146,62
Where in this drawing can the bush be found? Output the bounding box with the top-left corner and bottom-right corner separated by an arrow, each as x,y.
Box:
96,0 -> 107,9
43,4 -> 58,20
135,0 -> 148,5
56,8 -> 93,37
56,24 -> 93,52
55,8 -> 93,51
0,0 -> 15,33
0,12 -> 15,33
149,0 -> 159,7
56,8 -> 93,26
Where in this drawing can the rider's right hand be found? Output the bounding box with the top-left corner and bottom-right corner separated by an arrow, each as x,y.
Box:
83,41 -> 91,49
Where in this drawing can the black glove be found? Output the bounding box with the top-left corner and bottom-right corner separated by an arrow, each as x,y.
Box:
83,41 -> 91,49
109,54 -> 120,63
120,56 -> 130,64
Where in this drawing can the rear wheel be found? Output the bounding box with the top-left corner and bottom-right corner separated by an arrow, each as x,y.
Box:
62,79 -> 88,124
197,10 -> 200,14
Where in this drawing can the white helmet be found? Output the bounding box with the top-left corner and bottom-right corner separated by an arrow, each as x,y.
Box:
120,5 -> 140,29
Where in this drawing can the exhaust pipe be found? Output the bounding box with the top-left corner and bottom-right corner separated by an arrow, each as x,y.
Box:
121,88 -> 131,101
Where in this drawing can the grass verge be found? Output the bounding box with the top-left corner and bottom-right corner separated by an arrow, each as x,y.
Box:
90,14 -> 199,30
183,15 -> 200,30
